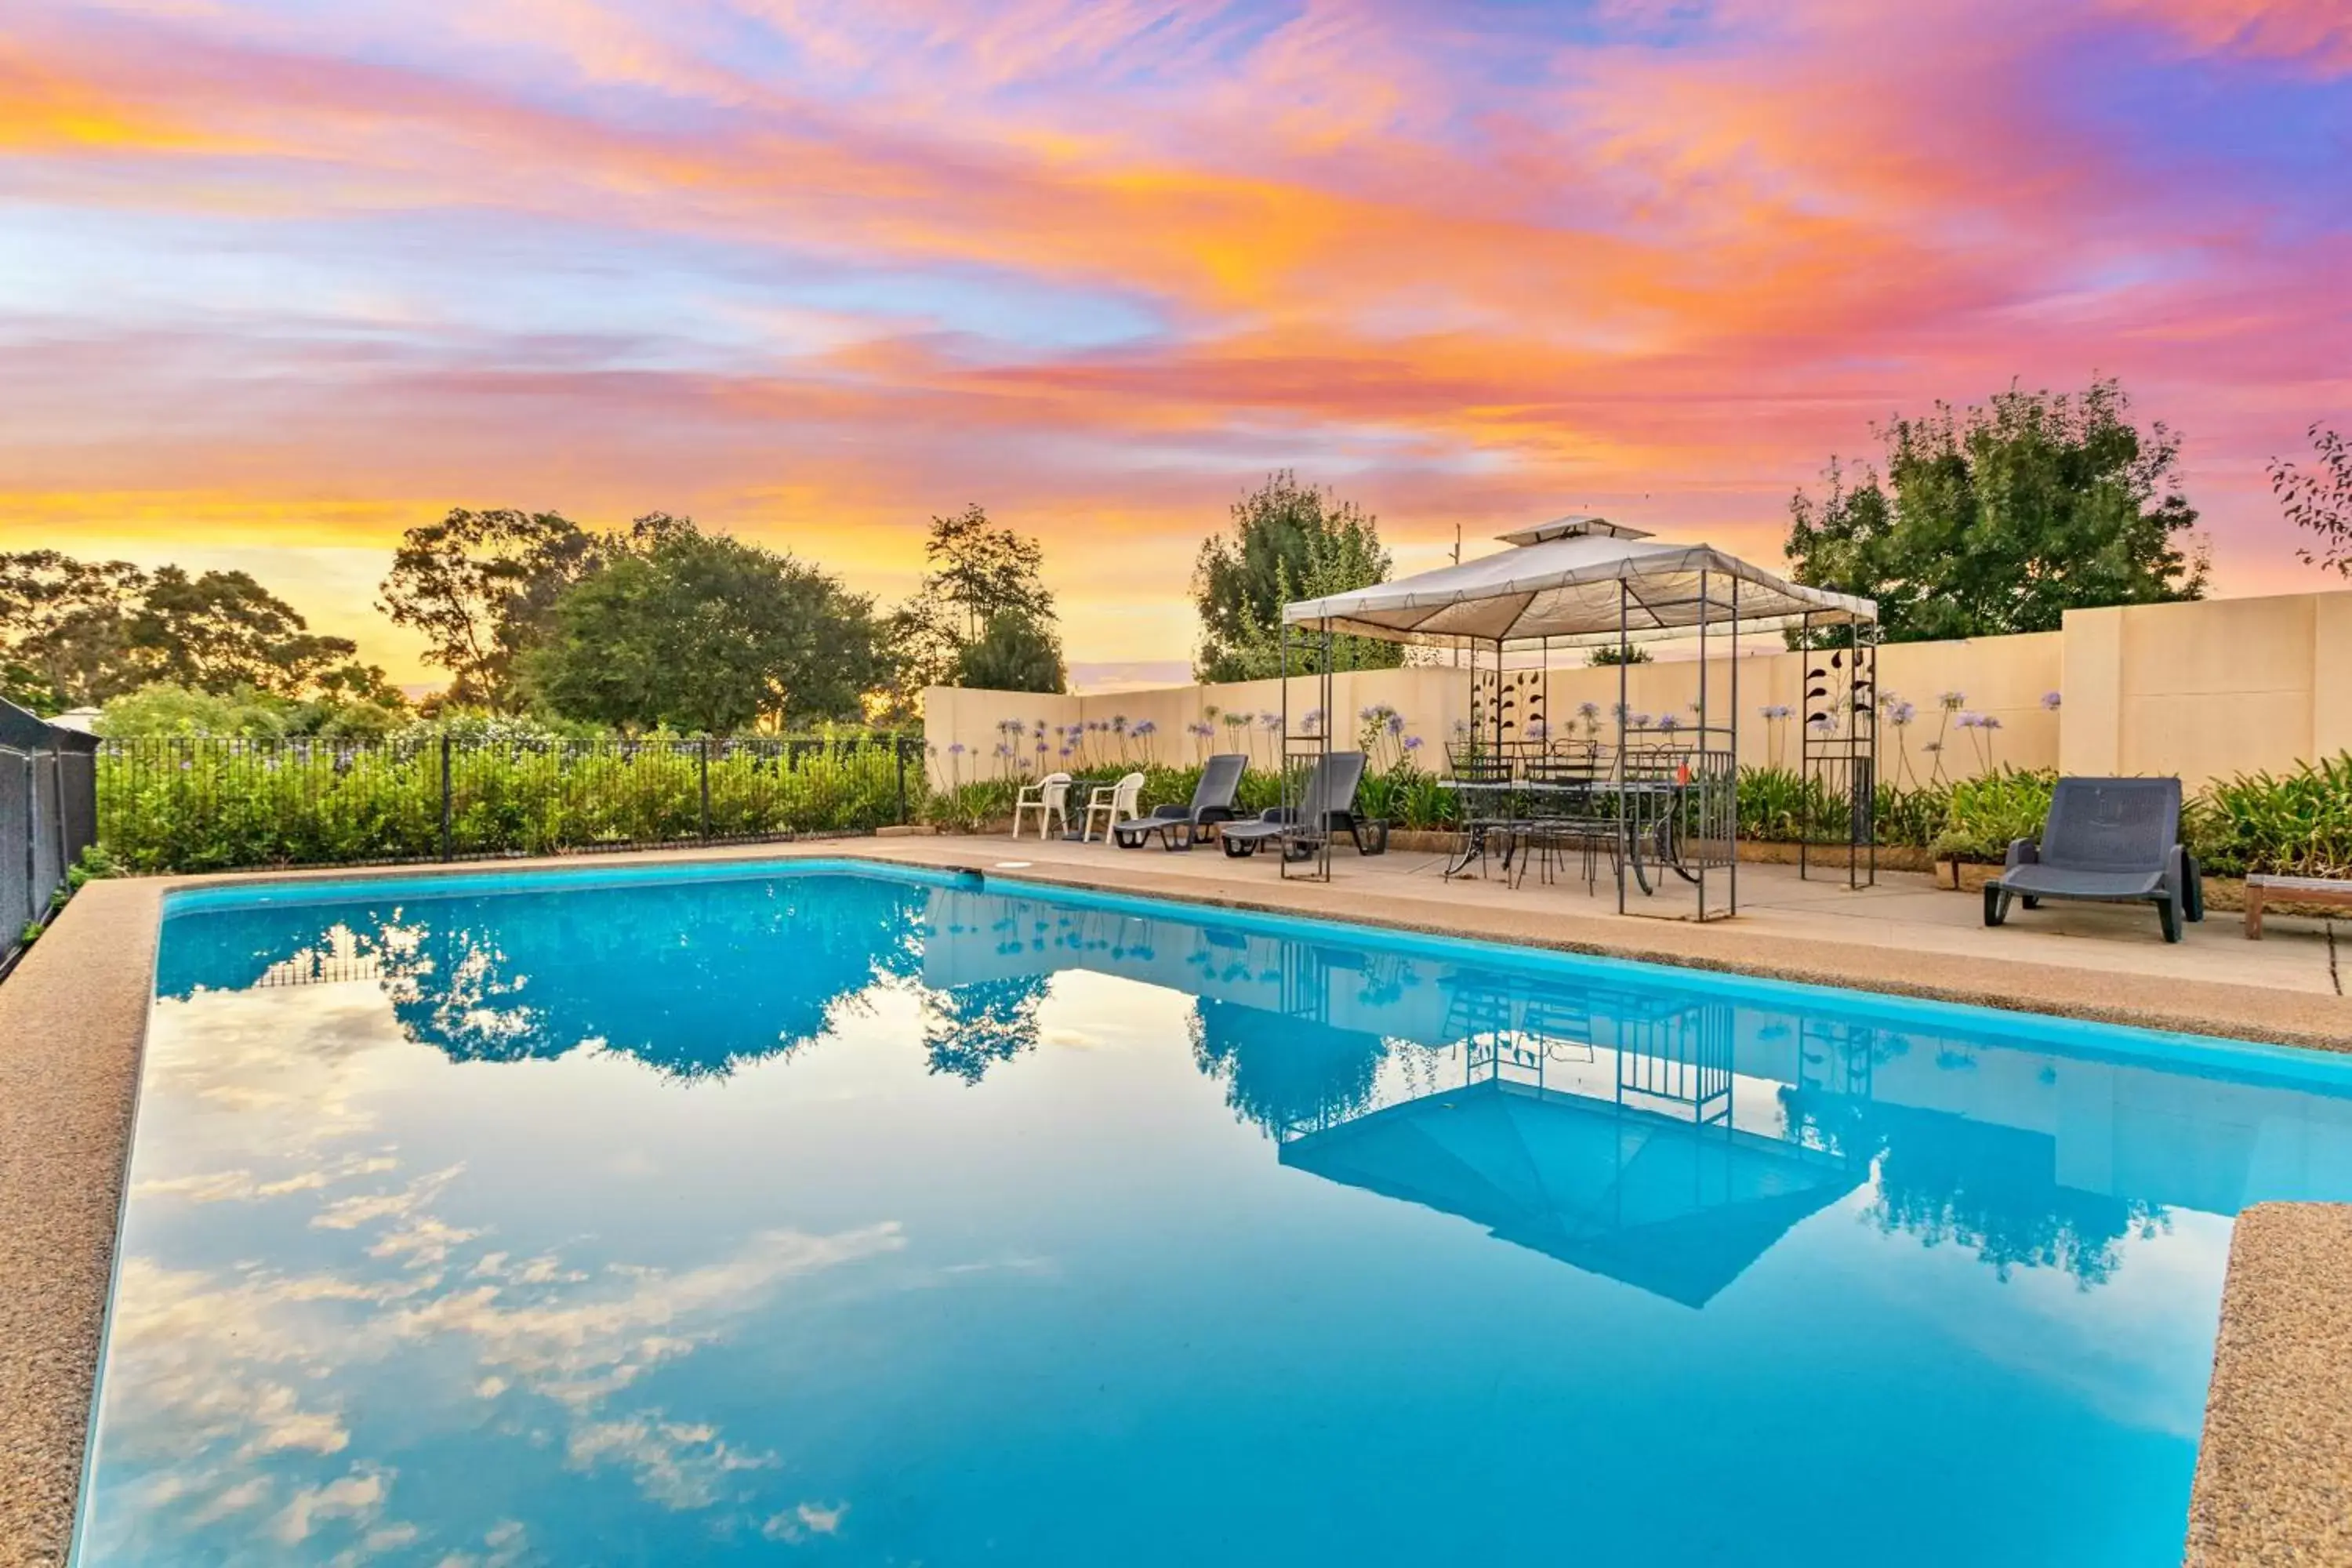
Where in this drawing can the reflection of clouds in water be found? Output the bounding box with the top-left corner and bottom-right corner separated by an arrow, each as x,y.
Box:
133,1151 -> 400,1204
143,985 -> 408,1164
105,976 -> 916,1560
97,1217 -> 902,1557
763,1500 -> 849,1541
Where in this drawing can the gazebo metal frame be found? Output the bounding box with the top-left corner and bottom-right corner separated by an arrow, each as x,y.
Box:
1275,517 -> 1881,919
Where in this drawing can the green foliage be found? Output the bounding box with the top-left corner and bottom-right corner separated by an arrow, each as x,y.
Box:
1192,471 -> 1403,681
0,551 -> 355,707
530,521 -> 887,732
67,842 -> 121,891
95,682 -> 412,742
953,608 -> 1067,694
1587,644 -> 1653,666
132,567 -> 358,695
1786,379 -> 2208,642
97,684 -> 296,739
2190,754 -> 2352,879
1932,768 -> 2060,862
2270,422 -> 2352,578
0,551 -> 146,708
378,507 -> 599,710
920,779 -> 1023,833
97,735 -> 918,873
887,505 -> 1058,710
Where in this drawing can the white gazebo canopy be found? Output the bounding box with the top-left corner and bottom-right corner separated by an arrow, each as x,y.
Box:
1281,517 -> 1876,648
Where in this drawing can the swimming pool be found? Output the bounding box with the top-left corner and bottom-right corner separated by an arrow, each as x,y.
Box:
77,860 -> 2352,1565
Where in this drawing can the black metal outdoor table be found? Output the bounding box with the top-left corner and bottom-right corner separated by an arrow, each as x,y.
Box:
1437,776 -> 1697,893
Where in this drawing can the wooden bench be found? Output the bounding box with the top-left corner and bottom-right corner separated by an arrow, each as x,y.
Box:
2244,873 -> 2352,938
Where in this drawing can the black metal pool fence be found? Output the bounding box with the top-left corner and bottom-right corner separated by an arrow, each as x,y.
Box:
95,732 -> 927,874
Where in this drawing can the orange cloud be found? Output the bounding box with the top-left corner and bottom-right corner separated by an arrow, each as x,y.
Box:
2,0 -> 2345,683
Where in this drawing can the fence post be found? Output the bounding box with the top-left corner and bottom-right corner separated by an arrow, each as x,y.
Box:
52,744 -> 70,884
699,738 -> 712,841
20,752 -> 33,920
439,735 -> 453,862
895,734 -> 909,826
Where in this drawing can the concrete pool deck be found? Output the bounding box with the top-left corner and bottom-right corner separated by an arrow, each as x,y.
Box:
2,837 -> 2347,1566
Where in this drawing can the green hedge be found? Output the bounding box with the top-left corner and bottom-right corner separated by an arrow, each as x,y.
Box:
114,738 -> 2352,879
98,737 -> 916,872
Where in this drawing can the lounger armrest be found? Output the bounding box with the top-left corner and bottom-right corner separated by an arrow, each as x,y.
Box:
2004,838 -> 2040,869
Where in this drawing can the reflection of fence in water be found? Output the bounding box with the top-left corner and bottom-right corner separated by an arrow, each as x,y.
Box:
253,949 -> 390,988
1444,975 -> 1732,1127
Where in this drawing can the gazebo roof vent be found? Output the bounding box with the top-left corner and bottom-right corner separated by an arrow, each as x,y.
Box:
1497,516 -> 1653,546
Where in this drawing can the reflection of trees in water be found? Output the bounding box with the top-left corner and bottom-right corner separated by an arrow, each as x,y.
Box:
165,877 -> 930,1080
920,976 -> 1053,1084
1800,1096 -> 2172,1287
1188,998 -> 1390,1138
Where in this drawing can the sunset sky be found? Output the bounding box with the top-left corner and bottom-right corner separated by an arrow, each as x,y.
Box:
4,0 -> 2348,686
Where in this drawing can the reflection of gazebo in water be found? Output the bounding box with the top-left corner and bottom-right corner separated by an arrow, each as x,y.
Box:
1279,976 -> 1861,1308
1276,517 -> 1882,913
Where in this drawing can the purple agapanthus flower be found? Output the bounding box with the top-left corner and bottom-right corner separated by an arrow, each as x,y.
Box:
2040,691 -> 2063,711
1403,735 -> 1425,752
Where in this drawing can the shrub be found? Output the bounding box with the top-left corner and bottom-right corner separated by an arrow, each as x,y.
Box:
97,735 -> 916,872
2190,753 -> 2352,879
1932,768 -> 2058,863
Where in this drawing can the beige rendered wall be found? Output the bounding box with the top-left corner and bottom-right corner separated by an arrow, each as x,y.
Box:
924,589 -> 2351,792
2061,593 -> 2350,789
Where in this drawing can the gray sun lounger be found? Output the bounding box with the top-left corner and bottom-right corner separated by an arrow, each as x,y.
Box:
1983,776 -> 2204,942
1219,750 -> 1381,859
1112,753 -> 1247,850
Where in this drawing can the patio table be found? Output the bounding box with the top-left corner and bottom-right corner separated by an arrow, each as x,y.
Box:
1437,776 -> 1698,894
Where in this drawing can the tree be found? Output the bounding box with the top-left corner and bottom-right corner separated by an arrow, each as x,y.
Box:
126,567 -> 358,695
1192,471 -> 1403,680
528,519 -> 887,732
887,505 -> 1057,708
0,550 -> 148,709
1784,379 -> 2208,642
954,608 -> 1067,692
378,507 -> 597,710
2270,422 -> 2352,577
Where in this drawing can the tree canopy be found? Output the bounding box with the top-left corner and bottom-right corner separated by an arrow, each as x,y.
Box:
527,517 -> 887,732
1192,471 -> 1403,680
954,607 -> 1067,693
2270,422 -> 2352,579
378,507 -> 598,710
1,550 -> 359,711
1784,379 -> 2207,642
887,504 -> 1061,705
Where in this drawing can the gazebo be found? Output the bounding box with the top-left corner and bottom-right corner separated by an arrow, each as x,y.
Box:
1276,517 -> 1881,919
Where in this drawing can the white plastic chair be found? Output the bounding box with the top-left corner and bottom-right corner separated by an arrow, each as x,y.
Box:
1011,772 -> 1071,839
1083,772 -> 1145,842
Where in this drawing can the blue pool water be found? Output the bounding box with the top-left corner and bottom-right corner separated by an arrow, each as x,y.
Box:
78,862 -> 2352,1566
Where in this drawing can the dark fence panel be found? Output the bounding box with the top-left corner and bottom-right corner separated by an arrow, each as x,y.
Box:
96,733 -> 926,874
2,739 -> 97,971
1,750 -> 31,952
30,750 -> 62,904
